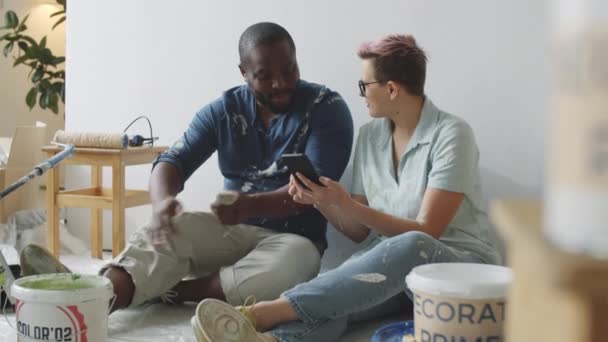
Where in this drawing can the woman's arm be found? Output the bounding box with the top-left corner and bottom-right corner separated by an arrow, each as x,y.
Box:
293,173 -> 463,240
345,187 -> 463,239
288,175 -> 370,242
316,194 -> 371,242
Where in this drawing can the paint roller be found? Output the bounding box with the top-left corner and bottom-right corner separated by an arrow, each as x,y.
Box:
0,143 -> 74,306
53,130 -> 158,149
0,144 -> 74,200
53,130 -> 128,149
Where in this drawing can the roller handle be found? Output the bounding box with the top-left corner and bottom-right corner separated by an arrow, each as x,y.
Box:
34,144 -> 74,176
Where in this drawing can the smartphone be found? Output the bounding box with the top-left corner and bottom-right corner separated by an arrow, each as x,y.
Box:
280,153 -> 322,187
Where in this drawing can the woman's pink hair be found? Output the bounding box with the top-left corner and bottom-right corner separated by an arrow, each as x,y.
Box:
358,34 -> 427,96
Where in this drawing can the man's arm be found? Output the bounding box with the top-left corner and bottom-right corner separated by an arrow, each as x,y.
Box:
149,162 -> 181,205
148,162 -> 184,241
243,184 -> 309,217
148,103 -> 219,238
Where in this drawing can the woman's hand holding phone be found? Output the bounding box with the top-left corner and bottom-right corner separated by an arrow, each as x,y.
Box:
289,173 -> 351,210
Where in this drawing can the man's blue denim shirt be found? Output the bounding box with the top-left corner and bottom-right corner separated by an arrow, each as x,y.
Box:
153,80 -> 354,247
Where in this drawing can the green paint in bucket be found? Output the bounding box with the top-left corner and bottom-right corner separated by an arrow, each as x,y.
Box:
19,274 -> 96,290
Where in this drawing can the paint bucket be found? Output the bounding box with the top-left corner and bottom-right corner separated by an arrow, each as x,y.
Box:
405,263 -> 512,342
10,273 -> 113,342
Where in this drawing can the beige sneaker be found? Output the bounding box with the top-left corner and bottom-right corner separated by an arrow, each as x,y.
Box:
192,297 -> 269,342
19,244 -> 70,276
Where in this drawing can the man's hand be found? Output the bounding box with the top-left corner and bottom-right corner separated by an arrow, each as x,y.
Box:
150,196 -> 183,246
211,192 -> 252,225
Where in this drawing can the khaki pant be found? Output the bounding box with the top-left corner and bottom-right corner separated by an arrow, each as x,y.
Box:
101,212 -> 322,306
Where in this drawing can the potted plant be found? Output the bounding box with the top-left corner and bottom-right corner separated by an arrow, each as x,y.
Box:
0,0 -> 66,114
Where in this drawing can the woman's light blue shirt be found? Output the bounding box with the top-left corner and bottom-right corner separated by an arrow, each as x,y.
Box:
351,98 -> 500,264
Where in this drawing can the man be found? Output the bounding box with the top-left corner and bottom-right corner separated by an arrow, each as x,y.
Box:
102,22 -> 354,311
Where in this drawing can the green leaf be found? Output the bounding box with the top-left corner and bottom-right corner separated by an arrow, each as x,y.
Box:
39,79 -> 51,88
52,17 -> 66,30
50,10 -> 65,18
50,56 -> 65,66
48,93 -> 59,114
32,67 -> 44,82
51,81 -> 63,93
18,41 -> 28,51
20,36 -> 37,47
3,41 -> 14,57
39,90 -> 50,109
0,33 -> 10,41
56,0 -> 66,6
40,36 -> 47,49
26,87 -> 37,110
16,14 -> 29,32
39,48 -> 53,64
5,11 -> 18,29
13,55 -> 27,67
60,83 -> 65,103
25,45 -> 38,59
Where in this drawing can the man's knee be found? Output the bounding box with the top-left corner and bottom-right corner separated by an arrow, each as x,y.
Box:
263,235 -> 321,287
170,211 -> 217,231
225,235 -> 321,303
279,234 -> 321,270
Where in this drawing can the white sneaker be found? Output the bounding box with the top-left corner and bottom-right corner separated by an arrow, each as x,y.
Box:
192,298 -> 267,342
191,316 -> 209,342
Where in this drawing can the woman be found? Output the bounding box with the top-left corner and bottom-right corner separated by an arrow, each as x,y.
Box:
191,34 -> 501,342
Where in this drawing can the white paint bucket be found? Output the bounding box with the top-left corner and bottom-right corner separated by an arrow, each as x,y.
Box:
10,273 -> 113,342
406,263 -> 512,342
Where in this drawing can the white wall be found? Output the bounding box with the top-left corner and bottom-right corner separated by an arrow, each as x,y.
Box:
66,0 -> 551,253
0,0 -> 65,138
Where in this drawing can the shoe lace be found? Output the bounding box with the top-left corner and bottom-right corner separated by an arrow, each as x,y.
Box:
159,289 -> 179,305
237,295 -> 257,329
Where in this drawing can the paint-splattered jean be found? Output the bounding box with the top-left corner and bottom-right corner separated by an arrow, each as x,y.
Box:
268,231 -> 490,342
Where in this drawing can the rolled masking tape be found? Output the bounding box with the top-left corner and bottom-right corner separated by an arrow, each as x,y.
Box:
53,130 -> 128,149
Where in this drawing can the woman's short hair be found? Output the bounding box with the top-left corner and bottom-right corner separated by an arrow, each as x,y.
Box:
358,35 -> 427,96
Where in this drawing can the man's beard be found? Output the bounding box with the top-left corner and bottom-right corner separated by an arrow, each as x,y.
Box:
252,89 -> 296,113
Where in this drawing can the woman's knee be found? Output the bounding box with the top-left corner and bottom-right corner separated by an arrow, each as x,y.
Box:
377,231 -> 438,262
384,231 -> 434,249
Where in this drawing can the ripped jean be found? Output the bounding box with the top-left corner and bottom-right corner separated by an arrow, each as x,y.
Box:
268,231 -> 492,342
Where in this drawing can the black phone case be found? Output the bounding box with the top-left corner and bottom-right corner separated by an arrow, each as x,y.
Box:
280,153 -> 322,186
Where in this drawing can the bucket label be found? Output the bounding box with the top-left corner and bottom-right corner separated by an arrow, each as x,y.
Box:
414,293 -> 506,342
15,300 -> 88,342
